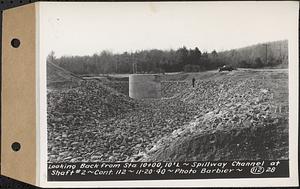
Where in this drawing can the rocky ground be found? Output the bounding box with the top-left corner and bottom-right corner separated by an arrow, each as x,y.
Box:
103,80 -> 129,96
47,69 -> 288,162
140,70 -> 289,161
47,80 -> 140,162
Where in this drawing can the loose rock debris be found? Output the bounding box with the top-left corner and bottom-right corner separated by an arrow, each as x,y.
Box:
48,70 -> 288,162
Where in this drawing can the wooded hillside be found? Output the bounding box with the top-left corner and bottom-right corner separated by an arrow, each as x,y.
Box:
217,40 -> 288,68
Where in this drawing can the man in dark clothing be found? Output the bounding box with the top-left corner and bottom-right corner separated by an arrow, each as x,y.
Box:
192,77 -> 196,88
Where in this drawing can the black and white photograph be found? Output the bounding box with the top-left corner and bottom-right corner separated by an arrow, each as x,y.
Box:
41,1 -> 298,186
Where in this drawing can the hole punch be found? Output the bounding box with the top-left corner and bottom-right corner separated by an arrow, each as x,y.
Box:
11,142 -> 21,152
11,38 -> 21,48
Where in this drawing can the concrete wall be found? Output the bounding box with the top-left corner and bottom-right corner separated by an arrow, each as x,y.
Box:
129,74 -> 161,99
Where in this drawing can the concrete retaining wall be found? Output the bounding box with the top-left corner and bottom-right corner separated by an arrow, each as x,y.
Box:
129,74 -> 161,99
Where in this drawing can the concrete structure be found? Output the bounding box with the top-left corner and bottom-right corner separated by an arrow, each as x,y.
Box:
129,74 -> 161,99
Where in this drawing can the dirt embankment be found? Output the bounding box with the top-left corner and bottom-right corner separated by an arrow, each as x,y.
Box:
47,61 -> 82,88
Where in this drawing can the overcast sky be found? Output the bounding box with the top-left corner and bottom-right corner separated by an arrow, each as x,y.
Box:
40,2 -> 297,58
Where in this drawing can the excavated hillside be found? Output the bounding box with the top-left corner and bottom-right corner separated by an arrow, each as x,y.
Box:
138,69 -> 289,161
47,66 -> 288,162
47,61 -> 82,89
47,80 -> 142,162
47,63 -> 142,162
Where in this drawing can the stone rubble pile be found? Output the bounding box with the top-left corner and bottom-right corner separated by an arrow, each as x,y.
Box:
179,78 -> 285,131
161,81 -> 189,98
47,80 -> 139,162
102,81 -> 129,96
48,71 -> 288,162
139,76 -> 288,161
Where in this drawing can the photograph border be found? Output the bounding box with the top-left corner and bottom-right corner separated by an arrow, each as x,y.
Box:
38,1 -> 299,187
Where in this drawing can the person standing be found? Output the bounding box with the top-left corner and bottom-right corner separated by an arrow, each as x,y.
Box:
192,77 -> 196,88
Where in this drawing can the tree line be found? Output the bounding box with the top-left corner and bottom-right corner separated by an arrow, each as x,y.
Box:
48,40 -> 288,75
